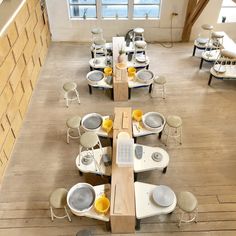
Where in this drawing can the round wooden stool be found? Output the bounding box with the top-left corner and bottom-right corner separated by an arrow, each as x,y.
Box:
63,82 -> 80,107
49,188 -> 71,222
177,191 -> 198,227
163,115 -> 182,145
151,76 -> 166,99
66,116 -> 81,144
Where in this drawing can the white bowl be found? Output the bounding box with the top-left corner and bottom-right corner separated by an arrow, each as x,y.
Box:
67,183 -> 96,215
142,112 -> 165,132
81,113 -> 103,132
86,70 -> 104,86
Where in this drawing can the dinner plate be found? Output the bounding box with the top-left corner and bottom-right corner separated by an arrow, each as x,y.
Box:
82,113 -> 103,131
87,71 -> 104,82
136,70 -> 154,83
152,185 -> 175,207
213,64 -> 226,73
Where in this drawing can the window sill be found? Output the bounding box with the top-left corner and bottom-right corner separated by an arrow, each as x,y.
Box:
69,17 -> 97,20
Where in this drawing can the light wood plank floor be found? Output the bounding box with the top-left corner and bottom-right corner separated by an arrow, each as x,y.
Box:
0,42 -> 236,236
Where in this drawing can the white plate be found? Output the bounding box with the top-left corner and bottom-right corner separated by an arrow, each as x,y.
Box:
152,185 -> 175,207
213,64 -> 226,73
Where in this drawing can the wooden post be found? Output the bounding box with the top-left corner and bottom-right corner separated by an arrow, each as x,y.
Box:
110,107 -> 135,233
112,37 -> 129,101
182,0 -> 209,42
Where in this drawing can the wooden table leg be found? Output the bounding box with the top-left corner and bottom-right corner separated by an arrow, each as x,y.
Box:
128,88 -> 131,99
199,58 -> 204,69
135,219 -> 141,231
192,45 -> 197,56
88,85 -> 92,94
208,74 -> 213,86
149,84 -> 152,93
163,167 -> 167,174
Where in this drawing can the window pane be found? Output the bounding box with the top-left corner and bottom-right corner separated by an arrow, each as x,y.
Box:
102,5 -> 128,18
102,0 -> 128,4
219,7 -> 236,22
134,0 -> 160,4
69,0 -> 95,4
133,5 -> 159,18
70,5 -> 96,18
222,0 -> 236,7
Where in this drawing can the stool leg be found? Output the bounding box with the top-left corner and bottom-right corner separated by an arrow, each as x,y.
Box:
163,84 -> 166,99
165,126 -> 170,146
67,128 -> 70,144
74,89 -> 81,104
65,92 -> 69,107
64,206 -> 72,222
194,207 -> 198,223
50,206 -> 54,221
178,211 -> 184,227
77,127 -> 81,137
179,126 -> 182,145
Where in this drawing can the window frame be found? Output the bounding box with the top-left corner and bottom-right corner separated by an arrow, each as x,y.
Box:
67,0 -> 97,20
67,0 -> 161,20
132,0 -> 161,19
218,0 -> 236,23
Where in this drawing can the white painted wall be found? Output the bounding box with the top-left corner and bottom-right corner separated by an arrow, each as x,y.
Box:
45,0 -> 188,42
191,0 -> 236,41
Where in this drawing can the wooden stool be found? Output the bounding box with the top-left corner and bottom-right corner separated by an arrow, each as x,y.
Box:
49,188 -> 71,222
66,116 -> 81,144
78,132 -> 103,172
163,115 -> 182,145
63,82 -> 80,107
151,76 -> 166,99
177,191 -> 198,227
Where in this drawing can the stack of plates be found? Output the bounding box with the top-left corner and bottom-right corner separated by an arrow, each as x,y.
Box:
82,113 -> 103,132
152,185 -> 175,207
86,71 -> 104,85
136,70 -> 154,84
142,112 -> 165,132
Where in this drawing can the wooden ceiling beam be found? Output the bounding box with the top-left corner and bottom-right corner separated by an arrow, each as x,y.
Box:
182,0 -> 209,42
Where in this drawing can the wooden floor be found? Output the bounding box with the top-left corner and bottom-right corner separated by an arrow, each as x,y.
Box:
0,42 -> 236,236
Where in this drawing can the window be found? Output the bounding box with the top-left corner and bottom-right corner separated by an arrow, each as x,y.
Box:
102,0 -> 128,19
68,0 -> 96,19
133,0 -> 160,19
218,0 -> 236,23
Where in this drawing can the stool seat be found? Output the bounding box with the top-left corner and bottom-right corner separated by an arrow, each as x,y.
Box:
91,27 -> 103,34
167,115 -> 182,128
94,39 -> 106,46
201,24 -> 213,30
154,76 -> 166,85
66,116 -> 81,129
134,28 -> 144,34
135,40 -> 147,49
80,132 -> 99,148
177,191 -> 198,213
50,188 -> 67,209
63,82 -> 77,92
212,31 -> 224,39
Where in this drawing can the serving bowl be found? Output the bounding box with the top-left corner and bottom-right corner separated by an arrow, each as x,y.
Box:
67,183 -> 96,215
81,113 -> 103,132
86,70 -> 104,85
142,112 -> 165,132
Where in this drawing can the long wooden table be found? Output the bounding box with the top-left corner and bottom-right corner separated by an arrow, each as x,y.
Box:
110,107 -> 135,233
112,37 -> 129,101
